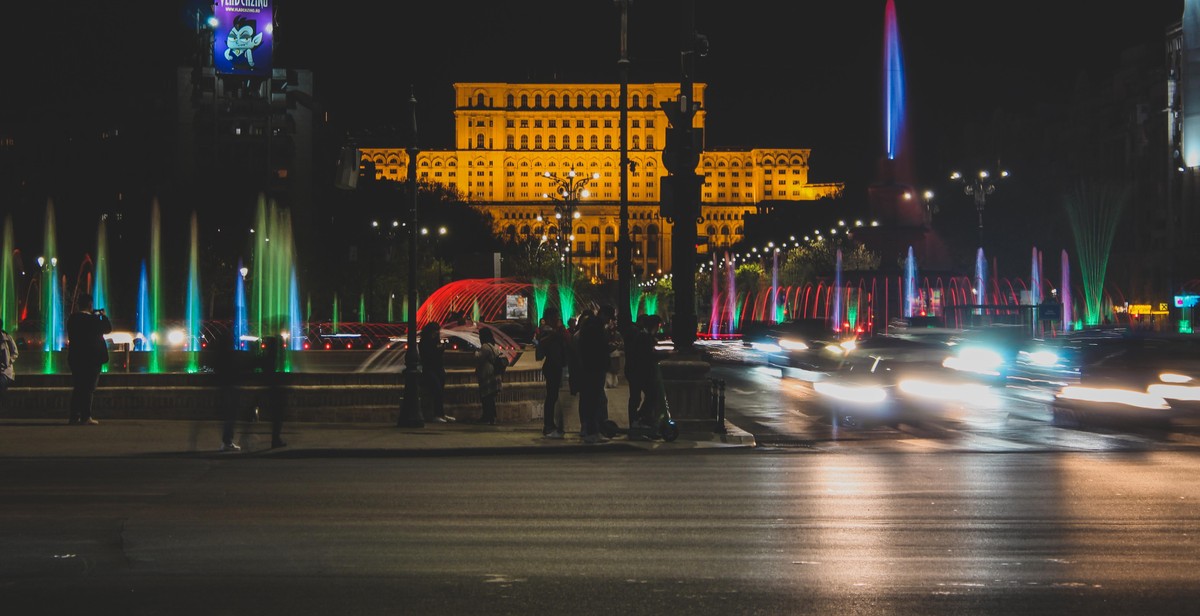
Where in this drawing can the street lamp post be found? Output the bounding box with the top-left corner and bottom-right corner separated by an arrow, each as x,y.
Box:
542,169 -> 599,278
950,169 -> 1008,248
616,0 -> 633,330
421,225 -> 448,288
398,91 -> 424,429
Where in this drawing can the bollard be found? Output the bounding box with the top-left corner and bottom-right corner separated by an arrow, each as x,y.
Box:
711,377 -> 727,434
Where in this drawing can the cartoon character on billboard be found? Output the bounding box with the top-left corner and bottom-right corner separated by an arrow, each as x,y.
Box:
224,15 -> 264,70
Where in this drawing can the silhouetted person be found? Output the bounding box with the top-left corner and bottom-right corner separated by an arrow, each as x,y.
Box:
536,314 -> 568,438
212,332 -> 242,452
0,317 -> 17,409
419,321 -> 451,422
576,307 -> 614,443
260,336 -> 286,448
67,294 -> 111,425
625,314 -> 663,434
473,327 -> 503,425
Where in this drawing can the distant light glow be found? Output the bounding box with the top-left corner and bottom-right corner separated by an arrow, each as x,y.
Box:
814,381 -> 887,404
1058,386 -> 1169,410
883,0 -> 906,161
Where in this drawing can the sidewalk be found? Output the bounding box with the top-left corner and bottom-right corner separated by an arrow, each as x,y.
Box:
0,415 -> 755,459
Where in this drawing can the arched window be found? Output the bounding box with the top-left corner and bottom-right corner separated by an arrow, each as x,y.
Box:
735,226 -> 743,235
707,225 -> 717,236
632,94 -> 640,108
590,135 -> 598,149
576,135 -> 585,149
576,94 -> 584,107
604,94 -> 612,108
534,135 -> 543,149
591,226 -> 600,234
590,94 -> 598,108
507,94 -> 514,107
476,134 -> 485,149
632,135 -> 640,150
646,135 -> 655,150
563,134 -> 570,150
476,93 -> 485,107
534,94 -> 542,107
646,94 -> 654,108
520,94 -> 529,108
605,226 -> 615,236
520,225 -> 531,235
520,135 -> 529,149
505,224 -> 517,237
646,223 -> 659,258
604,135 -> 613,150
549,94 -> 556,108
506,135 -> 514,149
548,135 -> 557,149
721,225 -> 730,236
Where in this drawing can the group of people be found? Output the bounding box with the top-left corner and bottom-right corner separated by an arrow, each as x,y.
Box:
416,306 -> 665,443
32,297 -> 662,447
538,305 -> 664,443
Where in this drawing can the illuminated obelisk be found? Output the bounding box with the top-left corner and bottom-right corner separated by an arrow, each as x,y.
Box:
856,0 -> 951,269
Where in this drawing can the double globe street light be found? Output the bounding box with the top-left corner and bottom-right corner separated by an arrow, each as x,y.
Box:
542,169 -> 600,277
950,168 -> 1008,248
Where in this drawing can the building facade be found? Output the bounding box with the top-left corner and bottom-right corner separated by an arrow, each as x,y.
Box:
360,82 -> 843,279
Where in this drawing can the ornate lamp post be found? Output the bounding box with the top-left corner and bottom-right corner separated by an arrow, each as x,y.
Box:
950,169 -> 1008,248
542,169 -> 599,277
398,91 -> 424,428
421,225 -> 448,287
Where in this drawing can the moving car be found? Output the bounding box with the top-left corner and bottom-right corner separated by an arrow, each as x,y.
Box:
1050,333 -> 1200,428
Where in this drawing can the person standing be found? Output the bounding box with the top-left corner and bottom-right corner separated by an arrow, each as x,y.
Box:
419,321 -> 451,423
260,335 -> 287,448
624,314 -> 663,436
212,331 -> 242,452
575,306 -> 614,443
473,327 -> 504,425
535,314 -> 568,438
0,318 -> 18,408
67,294 -> 111,425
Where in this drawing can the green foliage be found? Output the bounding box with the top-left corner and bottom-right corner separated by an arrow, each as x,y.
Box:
735,262 -> 768,291
501,237 -> 562,281
779,238 -> 879,287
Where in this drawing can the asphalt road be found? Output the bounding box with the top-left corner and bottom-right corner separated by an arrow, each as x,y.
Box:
3,450 -> 1200,615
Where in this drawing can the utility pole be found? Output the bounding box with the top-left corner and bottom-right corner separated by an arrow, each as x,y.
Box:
616,0 -> 633,330
659,0 -> 704,353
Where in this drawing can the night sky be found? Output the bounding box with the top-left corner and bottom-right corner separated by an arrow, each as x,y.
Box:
0,0 -> 1186,202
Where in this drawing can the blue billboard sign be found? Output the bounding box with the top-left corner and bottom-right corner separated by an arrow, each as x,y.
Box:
213,0 -> 274,76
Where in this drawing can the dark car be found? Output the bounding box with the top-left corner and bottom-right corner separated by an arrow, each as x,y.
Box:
1050,333 -> 1200,428
771,331 -> 951,380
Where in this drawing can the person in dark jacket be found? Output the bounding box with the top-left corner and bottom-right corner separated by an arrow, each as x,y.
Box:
624,314 -> 663,431
419,321 -> 452,423
473,326 -> 504,425
67,294 -> 111,425
536,314 -> 568,438
575,306 -> 615,443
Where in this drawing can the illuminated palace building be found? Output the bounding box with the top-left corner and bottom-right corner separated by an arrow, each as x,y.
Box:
360,83 -> 843,278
